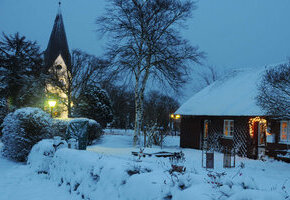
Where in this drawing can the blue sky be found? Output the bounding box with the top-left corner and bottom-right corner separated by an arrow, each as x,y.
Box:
1,0 -> 290,100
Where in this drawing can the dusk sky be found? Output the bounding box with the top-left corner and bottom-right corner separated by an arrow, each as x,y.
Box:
1,0 -> 290,100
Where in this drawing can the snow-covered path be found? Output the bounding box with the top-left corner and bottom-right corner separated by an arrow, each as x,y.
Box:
0,155 -> 71,200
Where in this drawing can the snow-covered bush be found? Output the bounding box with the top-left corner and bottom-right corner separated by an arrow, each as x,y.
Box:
48,149 -> 169,200
87,119 -> 102,145
0,97 -> 8,136
27,139 -> 55,174
145,123 -> 166,147
28,139 -> 67,174
1,107 -> 53,162
49,149 -> 129,200
51,118 -> 70,138
67,118 -> 102,145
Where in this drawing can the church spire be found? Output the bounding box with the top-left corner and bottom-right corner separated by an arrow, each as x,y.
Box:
58,1 -> 62,14
45,1 -> 71,70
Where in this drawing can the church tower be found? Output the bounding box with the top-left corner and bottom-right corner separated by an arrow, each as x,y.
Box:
45,2 -> 71,118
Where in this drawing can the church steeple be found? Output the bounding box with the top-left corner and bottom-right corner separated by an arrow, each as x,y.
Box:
44,2 -> 71,118
45,2 -> 71,70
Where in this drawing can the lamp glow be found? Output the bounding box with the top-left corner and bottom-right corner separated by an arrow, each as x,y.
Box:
48,100 -> 57,108
48,100 -> 57,117
170,114 -> 181,120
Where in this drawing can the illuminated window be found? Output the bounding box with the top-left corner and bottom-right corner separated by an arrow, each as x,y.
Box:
224,120 -> 234,137
204,120 -> 208,138
280,121 -> 289,142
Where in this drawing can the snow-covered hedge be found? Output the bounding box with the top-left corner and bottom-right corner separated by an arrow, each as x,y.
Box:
28,139 -> 67,174
87,119 -> 102,144
0,97 -> 8,136
67,118 -> 102,145
51,118 -> 71,139
28,139 -> 55,174
28,148 -> 208,200
1,107 -> 53,162
27,146 -> 289,200
49,149 -> 131,200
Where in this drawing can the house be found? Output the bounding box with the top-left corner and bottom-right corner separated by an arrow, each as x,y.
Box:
175,67 -> 289,161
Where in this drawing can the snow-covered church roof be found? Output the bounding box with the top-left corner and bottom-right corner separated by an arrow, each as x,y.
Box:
176,67 -> 267,116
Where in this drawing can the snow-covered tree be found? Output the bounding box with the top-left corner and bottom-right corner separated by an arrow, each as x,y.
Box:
96,0 -> 204,145
73,83 -> 113,128
1,108 -> 53,162
0,32 -> 46,109
257,62 -> 290,118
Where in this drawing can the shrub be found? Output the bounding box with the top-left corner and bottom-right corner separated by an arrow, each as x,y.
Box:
1,107 -> 53,162
27,139 -> 67,174
66,118 -> 102,146
87,119 -> 102,145
51,118 -> 70,139
0,97 -> 8,136
145,123 -> 166,147
27,139 -> 55,174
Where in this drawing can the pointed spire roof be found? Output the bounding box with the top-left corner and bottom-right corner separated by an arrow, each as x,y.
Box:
45,2 -> 71,69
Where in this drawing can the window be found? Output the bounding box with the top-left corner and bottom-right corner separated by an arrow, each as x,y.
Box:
280,121 -> 290,143
224,120 -> 234,137
56,65 -> 62,70
204,120 -> 208,139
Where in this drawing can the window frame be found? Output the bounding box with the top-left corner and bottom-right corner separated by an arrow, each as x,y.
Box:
204,120 -> 209,139
280,121 -> 290,143
224,120 -> 234,138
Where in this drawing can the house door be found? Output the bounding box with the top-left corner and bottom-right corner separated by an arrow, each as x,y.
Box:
253,121 -> 266,146
253,121 -> 267,158
258,122 -> 266,146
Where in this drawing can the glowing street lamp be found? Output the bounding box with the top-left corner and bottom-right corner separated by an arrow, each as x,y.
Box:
170,114 -> 181,135
170,114 -> 181,120
48,99 -> 57,117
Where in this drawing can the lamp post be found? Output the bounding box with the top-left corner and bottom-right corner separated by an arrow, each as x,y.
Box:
170,114 -> 181,136
48,100 -> 57,118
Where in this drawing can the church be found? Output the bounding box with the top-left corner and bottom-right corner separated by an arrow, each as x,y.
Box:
44,2 -> 71,118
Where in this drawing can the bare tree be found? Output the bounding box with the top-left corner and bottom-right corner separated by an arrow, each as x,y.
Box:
257,62 -> 290,119
144,91 -> 179,131
96,0 -> 204,145
197,65 -> 219,86
47,49 -> 108,116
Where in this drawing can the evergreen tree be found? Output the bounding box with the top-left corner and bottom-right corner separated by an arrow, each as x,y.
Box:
0,33 -> 46,109
73,83 -> 113,128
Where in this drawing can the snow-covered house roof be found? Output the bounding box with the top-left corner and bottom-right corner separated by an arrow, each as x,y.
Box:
176,67 -> 267,116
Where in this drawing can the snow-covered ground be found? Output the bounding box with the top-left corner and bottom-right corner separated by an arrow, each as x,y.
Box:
0,132 -> 289,200
0,153 -> 72,200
